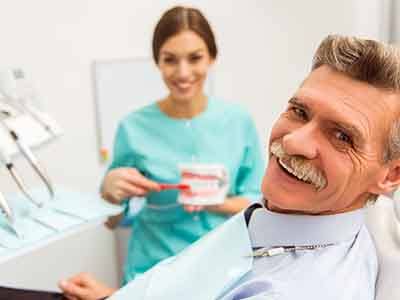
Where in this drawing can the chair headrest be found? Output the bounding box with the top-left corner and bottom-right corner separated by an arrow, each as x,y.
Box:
386,190 -> 400,222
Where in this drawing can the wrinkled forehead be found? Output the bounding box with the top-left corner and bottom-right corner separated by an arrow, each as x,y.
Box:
295,66 -> 400,147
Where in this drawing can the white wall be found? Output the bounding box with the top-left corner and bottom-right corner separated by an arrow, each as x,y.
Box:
0,0 -> 385,194
0,0 -> 386,290
391,0 -> 400,44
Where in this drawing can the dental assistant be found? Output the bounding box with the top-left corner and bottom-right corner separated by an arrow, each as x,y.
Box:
100,6 -> 264,284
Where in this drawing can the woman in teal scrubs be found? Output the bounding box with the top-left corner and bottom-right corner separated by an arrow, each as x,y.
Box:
101,6 -> 264,285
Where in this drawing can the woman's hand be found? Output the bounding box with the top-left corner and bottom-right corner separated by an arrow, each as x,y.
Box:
183,197 -> 251,215
59,273 -> 116,300
183,204 -> 205,213
101,167 -> 160,204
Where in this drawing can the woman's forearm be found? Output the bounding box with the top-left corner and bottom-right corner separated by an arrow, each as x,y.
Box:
206,196 -> 252,215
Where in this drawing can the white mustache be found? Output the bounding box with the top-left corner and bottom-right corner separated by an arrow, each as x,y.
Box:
270,141 -> 327,191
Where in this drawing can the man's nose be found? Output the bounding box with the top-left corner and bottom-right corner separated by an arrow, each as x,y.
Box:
282,124 -> 319,159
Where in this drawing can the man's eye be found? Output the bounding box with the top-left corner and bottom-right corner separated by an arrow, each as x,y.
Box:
334,130 -> 352,145
292,107 -> 307,120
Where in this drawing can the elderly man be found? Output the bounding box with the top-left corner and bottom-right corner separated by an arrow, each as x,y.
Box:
59,35 -> 400,299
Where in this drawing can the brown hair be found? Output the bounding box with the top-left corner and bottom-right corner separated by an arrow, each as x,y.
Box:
152,6 -> 218,63
312,35 -> 400,162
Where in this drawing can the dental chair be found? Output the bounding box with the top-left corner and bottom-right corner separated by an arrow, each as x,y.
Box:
111,196 -> 398,299
366,193 -> 400,300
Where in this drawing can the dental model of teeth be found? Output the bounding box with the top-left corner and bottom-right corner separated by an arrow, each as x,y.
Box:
178,163 -> 229,205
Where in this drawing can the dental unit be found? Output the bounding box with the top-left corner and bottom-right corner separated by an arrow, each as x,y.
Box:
0,110 -> 55,199
0,189 -> 22,238
0,68 -> 57,136
0,145 -> 43,207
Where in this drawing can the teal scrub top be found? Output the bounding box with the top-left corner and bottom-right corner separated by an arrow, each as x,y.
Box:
107,97 -> 265,284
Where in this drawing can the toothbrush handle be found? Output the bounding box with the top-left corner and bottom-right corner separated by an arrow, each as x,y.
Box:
159,183 -> 190,191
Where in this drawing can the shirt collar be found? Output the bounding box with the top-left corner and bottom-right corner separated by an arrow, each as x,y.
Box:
248,205 -> 365,248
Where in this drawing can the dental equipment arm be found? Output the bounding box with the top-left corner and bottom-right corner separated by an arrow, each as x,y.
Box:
0,111 -> 55,199
0,146 -> 43,207
0,68 -> 56,135
0,189 -> 21,238
0,190 -> 13,224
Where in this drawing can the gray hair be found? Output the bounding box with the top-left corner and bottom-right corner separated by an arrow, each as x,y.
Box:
312,35 -> 400,163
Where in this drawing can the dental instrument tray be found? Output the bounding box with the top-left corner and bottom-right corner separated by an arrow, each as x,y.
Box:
0,186 -> 123,265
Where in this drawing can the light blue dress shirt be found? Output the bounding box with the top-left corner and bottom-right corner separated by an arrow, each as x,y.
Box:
219,206 -> 378,299
107,97 -> 265,284
109,204 -> 378,300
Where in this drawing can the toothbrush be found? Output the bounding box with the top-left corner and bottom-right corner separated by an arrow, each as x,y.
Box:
159,183 -> 191,191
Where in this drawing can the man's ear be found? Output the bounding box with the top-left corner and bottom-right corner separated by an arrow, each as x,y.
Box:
369,162 -> 400,194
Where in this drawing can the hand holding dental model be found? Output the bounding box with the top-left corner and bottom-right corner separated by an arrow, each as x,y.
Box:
101,164 -> 230,211
101,165 -> 229,228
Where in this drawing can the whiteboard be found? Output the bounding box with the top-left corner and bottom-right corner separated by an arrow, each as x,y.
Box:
92,57 -> 214,164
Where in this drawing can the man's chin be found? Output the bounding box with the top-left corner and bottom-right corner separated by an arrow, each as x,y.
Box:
263,189 -> 314,213
265,199 -> 315,214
